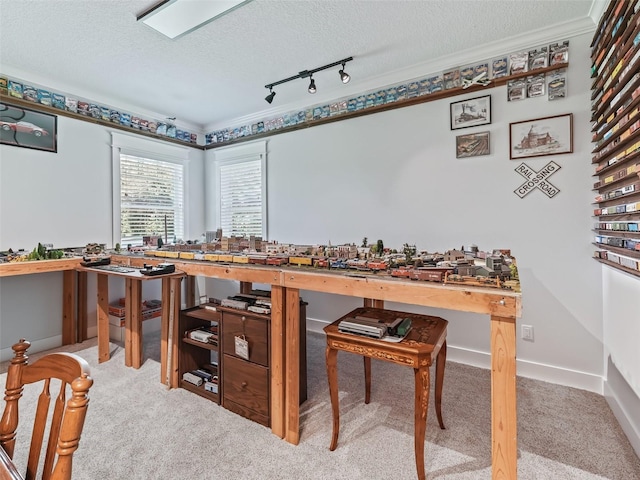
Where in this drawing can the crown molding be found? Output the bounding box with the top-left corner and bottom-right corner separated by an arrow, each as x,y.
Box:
1,64 -> 204,134
208,15 -> 596,132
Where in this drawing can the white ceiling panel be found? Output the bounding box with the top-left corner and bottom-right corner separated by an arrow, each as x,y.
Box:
0,0 -> 598,130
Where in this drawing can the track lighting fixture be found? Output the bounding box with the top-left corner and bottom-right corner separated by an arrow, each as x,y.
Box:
339,63 -> 350,84
264,56 -> 353,103
265,88 -> 276,104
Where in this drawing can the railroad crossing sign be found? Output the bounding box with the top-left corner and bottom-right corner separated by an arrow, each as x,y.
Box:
514,161 -> 561,198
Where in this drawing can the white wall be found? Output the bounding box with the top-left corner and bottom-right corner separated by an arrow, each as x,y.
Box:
204,32 -> 604,392
0,116 -> 206,355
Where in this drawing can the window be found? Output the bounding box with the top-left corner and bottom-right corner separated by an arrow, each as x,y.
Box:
119,154 -> 184,245
215,141 -> 267,239
111,132 -> 189,247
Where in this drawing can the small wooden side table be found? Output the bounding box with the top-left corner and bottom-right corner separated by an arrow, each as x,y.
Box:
324,307 -> 448,480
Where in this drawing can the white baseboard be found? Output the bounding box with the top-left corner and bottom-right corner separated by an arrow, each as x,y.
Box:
604,375 -> 640,458
306,316 -> 604,394
0,335 -> 63,362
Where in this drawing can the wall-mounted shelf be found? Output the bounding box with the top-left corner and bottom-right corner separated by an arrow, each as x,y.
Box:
591,0 -> 640,277
2,63 -> 569,153
0,93 -> 201,150
204,63 -> 568,150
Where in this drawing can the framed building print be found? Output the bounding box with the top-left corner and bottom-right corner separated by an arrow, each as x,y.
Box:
450,95 -> 491,130
509,113 -> 572,160
0,102 -> 57,153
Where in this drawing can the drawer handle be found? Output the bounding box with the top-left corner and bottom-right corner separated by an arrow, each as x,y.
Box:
241,316 -> 246,322
241,381 -> 248,389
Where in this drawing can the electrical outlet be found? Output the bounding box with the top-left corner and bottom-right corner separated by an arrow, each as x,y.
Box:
521,325 -> 534,341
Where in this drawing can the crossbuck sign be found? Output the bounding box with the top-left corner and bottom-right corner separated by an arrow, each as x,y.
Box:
514,161 -> 561,198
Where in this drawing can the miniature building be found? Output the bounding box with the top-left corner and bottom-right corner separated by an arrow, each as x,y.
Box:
486,256 -> 503,271
457,264 -> 477,276
444,249 -> 465,262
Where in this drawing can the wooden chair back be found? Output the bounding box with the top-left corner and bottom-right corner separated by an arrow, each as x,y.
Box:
0,339 -> 93,480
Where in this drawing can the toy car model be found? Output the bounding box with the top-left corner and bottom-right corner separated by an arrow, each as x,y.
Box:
0,121 -> 49,136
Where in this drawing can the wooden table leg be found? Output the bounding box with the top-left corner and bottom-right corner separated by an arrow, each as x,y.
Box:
414,366 -> 430,480
62,270 -> 77,345
363,298 -> 384,309
364,357 -> 372,404
490,315 -> 517,480
184,275 -> 197,308
160,276 -> 182,387
284,287 -> 300,444
77,271 -> 88,342
435,341 -> 447,429
239,281 -> 252,294
326,346 -> 340,451
96,273 -> 110,363
270,285 -> 285,438
125,278 -> 143,369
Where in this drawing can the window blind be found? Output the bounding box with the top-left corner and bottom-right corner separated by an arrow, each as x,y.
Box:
120,154 -> 184,245
219,158 -> 263,237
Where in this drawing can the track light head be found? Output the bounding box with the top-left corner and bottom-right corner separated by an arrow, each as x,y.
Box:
339,63 -> 350,84
308,76 -> 316,94
265,87 -> 276,104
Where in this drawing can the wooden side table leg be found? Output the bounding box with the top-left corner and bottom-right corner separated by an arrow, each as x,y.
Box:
364,356 -> 371,404
435,341 -> 447,429
414,366 -> 430,480
326,346 -> 340,451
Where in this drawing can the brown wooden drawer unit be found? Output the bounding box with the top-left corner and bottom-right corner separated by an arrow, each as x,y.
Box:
221,310 -> 270,367
223,355 -> 270,426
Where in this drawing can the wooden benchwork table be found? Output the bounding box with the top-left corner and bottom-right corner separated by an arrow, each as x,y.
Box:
109,255 -> 522,480
76,265 -> 184,386
281,270 -> 522,480
0,258 -> 84,345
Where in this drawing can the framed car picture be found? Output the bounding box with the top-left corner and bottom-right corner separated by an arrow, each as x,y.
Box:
450,95 -> 491,130
0,102 -> 57,152
509,113 -> 573,160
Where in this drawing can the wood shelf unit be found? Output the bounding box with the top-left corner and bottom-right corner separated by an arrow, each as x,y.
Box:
178,305 -> 221,404
591,0 -> 640,276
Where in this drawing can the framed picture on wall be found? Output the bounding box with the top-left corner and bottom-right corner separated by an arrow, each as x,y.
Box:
450,95 -> 491,130
456,131 -> 490,158
0,102 -> 57,153
509,113 -> 573,159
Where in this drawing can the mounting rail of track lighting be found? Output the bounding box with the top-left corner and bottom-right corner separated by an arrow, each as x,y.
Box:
264,56 -> 353,103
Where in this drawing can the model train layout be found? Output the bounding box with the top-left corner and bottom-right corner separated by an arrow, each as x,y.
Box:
0,236 -> 522,291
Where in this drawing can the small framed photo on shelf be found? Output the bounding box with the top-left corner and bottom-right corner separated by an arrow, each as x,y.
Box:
509,113 -> 573,160
456,131 -> 490,158
450,95 -> 491,130
0,101 -> 57,153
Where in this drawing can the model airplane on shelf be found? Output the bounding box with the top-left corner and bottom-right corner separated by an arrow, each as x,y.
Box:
462,72 -> 491,89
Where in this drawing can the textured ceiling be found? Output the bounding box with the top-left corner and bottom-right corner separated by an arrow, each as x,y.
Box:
0,0 -> 598,131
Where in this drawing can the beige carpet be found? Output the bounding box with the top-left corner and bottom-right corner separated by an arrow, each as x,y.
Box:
1,332 -> 639,480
